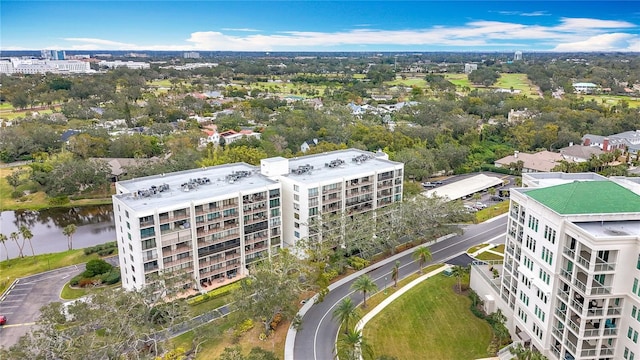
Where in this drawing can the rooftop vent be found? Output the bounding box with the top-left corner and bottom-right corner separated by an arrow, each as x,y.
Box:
134,183 -> 170,198
325,158 -> 345,168
226,171 -> 251,183
352,154 -> 373,164
292,164 -> 314,175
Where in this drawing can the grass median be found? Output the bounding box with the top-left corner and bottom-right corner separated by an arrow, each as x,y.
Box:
364,273 -> 493,360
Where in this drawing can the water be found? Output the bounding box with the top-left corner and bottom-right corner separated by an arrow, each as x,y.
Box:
0,205 -> 116,259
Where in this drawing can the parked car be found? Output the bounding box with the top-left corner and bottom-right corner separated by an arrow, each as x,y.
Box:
433,180 -> 443,185
474,202 -> 487,209
490,195 -> 505,202
464,205 -> 477,212
421,182 -> 437,188
0,315 -> 7,325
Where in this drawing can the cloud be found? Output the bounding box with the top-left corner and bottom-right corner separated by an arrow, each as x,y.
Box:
45,17 -> 639,52
496,10 -> 549,17
220,28 -> 261,32
553,33 -> 640,52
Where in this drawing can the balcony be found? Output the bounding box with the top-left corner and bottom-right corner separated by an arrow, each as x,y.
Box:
160,229 -> 192,246
562,246 -> 576,258
561,269 -> 573,281
594,261 -> 615,272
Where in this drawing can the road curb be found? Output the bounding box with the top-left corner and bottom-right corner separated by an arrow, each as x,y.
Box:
284,232 -> 458,360
0,279 -> 18,302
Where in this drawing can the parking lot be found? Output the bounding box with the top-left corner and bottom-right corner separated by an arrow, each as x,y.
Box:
423,171 -> 517,211
0,256 -> 119,348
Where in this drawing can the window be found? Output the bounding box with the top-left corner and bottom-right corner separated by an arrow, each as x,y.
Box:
293,185 -> 299,192
637,254 -> 640,270
534,305 -> 546,321
125,210 -> 129,218
635,330 -> 638,343
269,198 -> 280,208
308,188 -> 318,197
539,269 -> 550,285
517,307 -> 528,323
294,231 -> 300,238
126,222 -> 130,229
628,327 -> 634,339
523,256 -> 534,271
543,225 -> 556,244
519,291 -> 529,306
309,207 -> 318,216
634,278 -> 639,294
140,227 -> 155,238
294,222 -> 300,229
141,238 -> 156,250
633,306 -> 638,319
293,203 -> 300,211
526,236 -> 536,252
541,247 -> 553,265
625,347 -> 629,359
294,194 -> 299,202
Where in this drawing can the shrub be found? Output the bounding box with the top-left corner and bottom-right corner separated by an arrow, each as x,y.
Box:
347,256 -> 370,270
70,275 -> 83,287
233,319 -> 254,337
270,313 -> 283,330
78,278 -> 97,288
101,270 -> 121,285
97,248 -> 115,256
11,190 -> 23,199
85,259 -> 112,277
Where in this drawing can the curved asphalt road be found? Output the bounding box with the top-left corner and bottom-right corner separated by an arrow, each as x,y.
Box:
289,215 -> 508,360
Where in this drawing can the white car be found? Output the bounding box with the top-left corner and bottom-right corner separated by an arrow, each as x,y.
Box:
474,202 -> 487,209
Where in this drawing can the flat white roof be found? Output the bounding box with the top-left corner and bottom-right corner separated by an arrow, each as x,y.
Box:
576,220 -> 640,238
285,149 -> 401,184
114,163 -> 278,213
423,174 -> 503,201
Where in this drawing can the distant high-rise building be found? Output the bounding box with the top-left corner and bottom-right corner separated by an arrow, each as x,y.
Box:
41,49 -> 65,60
514,51 -> 523,61
184,52 -> 201,59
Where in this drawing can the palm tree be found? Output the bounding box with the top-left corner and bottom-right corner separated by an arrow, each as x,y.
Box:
63,224 -> 77,251
0,234 -> 9,260
9,231 -> 23,258
335,328 -> 374,360
20,225 -> 34,257
412,246 -> 432,273
451,265 -> 470,292
332,297 -> 361,334
391,260 -> 400,288
510,343 -> 548,360
350,275 -> 378,308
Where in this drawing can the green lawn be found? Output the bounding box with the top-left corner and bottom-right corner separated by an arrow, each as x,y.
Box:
444,73 -> 540,98
474,252 -> 504,261
0,250 -> 104,295
364,274 -> 493,360
475,201 -> 510,223
579,94 -> 640,108
385,77 -> 428,87
467,244 -> 489,254
493,244 -> 505,253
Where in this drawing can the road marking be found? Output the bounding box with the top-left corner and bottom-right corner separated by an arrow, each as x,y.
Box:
2,322 -> 35,328
313,291 -> 357,360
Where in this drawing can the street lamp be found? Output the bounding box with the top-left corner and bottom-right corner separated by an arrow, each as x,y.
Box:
384,276 -> 388,295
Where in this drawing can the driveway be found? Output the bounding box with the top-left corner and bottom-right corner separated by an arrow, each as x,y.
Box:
288,215 -> 508,360
0,256 -> 119,348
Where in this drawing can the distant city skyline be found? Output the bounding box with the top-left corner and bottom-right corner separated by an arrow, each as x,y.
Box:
1,1 -> 639,52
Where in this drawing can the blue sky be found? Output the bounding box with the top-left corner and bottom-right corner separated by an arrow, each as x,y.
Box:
2,1 -> 639,52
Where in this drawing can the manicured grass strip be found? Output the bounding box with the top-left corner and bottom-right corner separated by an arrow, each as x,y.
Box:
493,244 -> 505,253
474,252 -> 504,261
467,244 -> 489,254
60,282 -> 120,300
0,250 -> 102,295
364,274 -> 492,360
475,201 -> 510,223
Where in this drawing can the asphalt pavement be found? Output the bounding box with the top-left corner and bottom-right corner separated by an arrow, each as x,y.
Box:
287,215 -> 508,360
0,256 -> 119,348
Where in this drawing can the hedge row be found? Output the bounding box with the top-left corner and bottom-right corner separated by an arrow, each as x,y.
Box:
84,242 -> 118,256
187,282 -> 241,305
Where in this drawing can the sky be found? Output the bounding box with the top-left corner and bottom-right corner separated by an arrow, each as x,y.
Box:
1,1 -> 639,52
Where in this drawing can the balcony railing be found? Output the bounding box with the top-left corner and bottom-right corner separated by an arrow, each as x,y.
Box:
564,339 -> 577,353
576,255 -> 590,269
594,261 -> 615,272
562,246 -> 576,258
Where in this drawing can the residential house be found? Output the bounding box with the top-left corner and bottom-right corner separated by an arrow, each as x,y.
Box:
572,82 -> 598,94
495,151 -> 568,173
300,138 -> 319,153
583,130 -> 640,154
559,144 -> 603,163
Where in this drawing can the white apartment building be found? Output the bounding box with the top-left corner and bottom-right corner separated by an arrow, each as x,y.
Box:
260,149 -> 404,248
0,58 -> 91,74
112,164 -> 282,291
113,149 -> 403,291
471,173 -> 640,360
98,60 -> 150,70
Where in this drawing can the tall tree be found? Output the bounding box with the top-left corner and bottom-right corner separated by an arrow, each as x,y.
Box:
350,275 -> 378,308
19,225 -> 34,257
9,231 -> 23,258
233,249 -> 314,334
412,246 -> 432,273
391,260 -> 400,288
0,273 -> 191,359
0,234 -> 9,260
63,224 -> 77,251
335,328 -> 374,360
510,343 -> 548,360
332,297 -> 361,334
451,265 -> 470,292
